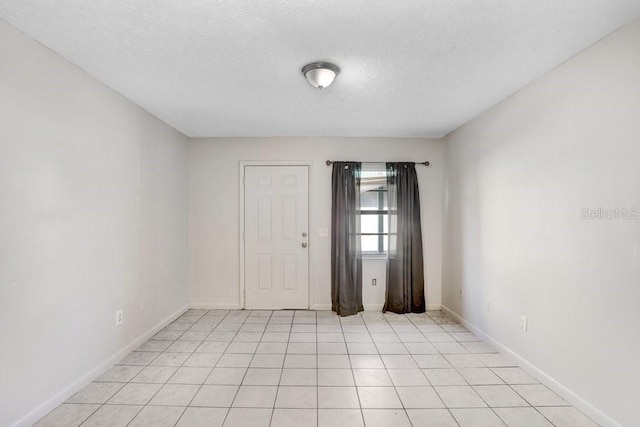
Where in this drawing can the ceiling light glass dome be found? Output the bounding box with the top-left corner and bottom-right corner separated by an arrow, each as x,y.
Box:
302,62 -> 340,89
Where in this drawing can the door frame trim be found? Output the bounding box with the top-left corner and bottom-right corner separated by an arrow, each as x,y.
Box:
239,160 -> 313,310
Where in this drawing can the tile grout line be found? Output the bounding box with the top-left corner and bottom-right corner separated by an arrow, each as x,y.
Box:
127,309 -> 207,426
313,311 -> 320,427
408,312 -> 461,427
172,309 -> 231,426
134,309 -> 207,426
170,309 -> 220,425
269,310 -> 294,426
106,308 -> 207,426
79,314 -> 199,426
391,313 -> 425,427
218,309 -> 266,426
423,312 -> 495,426
339,311 -> 367,427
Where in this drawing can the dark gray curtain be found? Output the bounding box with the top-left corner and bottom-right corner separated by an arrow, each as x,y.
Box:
384,162 -> 425,313
331,162 -> 363,316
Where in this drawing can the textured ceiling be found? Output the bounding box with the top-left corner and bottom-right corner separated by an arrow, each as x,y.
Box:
1,1 -> 639,138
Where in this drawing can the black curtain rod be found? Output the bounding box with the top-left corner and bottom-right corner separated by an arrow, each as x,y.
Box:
325,160 -> 430,167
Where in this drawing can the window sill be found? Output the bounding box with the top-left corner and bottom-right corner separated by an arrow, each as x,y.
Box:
362,254 -> 387,260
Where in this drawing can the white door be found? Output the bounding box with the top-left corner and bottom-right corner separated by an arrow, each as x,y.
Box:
244,165 -> 309,309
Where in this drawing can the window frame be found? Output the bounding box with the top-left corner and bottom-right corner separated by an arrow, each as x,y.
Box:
358,187 -> 388,256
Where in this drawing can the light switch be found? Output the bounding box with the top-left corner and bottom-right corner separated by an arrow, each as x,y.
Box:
318,227 -> 329,237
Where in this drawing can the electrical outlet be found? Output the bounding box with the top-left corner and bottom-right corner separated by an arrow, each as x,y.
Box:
141,298 -> 147,311
485,299 -> 490,312
115,309 -> 123,326
372,278 -> 377,286
318,227 -> 329,237
520,316 -> 527,332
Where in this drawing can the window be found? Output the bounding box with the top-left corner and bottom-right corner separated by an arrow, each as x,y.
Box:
359,164 -> 388,255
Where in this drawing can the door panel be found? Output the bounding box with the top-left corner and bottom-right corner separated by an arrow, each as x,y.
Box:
244,165 -> 309,309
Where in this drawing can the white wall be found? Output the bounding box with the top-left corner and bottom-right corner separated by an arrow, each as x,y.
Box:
188,138 -> 443,311
0,20 -> 189,427
442,18 -> 640,427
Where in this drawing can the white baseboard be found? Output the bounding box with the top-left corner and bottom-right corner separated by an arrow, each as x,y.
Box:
310,303 -> 442,312
13,304 -> 189,427
189,303 -> 241,310
441,305 -> 620,427
312,304 -> 385,311
310,304 -> 384,311
311,304 -> 385,311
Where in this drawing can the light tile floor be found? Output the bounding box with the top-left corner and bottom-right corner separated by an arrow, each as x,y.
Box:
36,310 -> 600,426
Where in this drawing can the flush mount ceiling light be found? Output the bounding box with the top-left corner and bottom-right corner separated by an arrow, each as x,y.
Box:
302,62 -> 340,89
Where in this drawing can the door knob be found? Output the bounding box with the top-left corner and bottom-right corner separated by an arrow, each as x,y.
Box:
302,232 -> 307,237
302,242 -> 308,248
